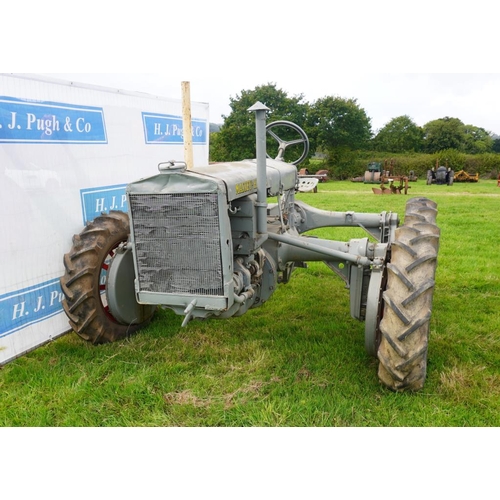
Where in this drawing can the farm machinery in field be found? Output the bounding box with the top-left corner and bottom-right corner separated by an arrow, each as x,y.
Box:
427,159 -> 479,185
60,103 -> 440,392
359,161 -> 413,195
427,166 -> 454,186
454,170 -> 479,182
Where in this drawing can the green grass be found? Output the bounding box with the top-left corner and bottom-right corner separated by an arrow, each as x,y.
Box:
1,180 -> 499,426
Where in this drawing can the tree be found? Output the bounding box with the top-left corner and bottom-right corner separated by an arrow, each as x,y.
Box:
210,83 -> 309,162
307,96 -> 372,153
462,125 -> 493,154
423,117 -> 494,154
306,96 -> 372,178
423,117 -> 465,153
373,115 -> 424,152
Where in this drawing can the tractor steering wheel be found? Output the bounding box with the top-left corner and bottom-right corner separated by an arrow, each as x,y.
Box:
266,120 -> 310,166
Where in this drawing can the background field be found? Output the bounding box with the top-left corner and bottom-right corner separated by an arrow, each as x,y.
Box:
1,180 -> 499,427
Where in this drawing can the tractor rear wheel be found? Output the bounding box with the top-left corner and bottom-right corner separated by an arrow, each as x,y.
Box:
377,198 -> 440,391
60,211 -> 155,344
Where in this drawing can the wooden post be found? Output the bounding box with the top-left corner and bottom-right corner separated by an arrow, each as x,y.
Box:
181,81 -> 194,170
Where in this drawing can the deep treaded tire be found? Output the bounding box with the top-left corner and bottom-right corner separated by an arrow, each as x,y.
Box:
377,198 -> 440,391
60,211 -> 153,344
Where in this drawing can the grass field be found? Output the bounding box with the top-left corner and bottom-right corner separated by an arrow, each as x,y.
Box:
1,180 -> 499,427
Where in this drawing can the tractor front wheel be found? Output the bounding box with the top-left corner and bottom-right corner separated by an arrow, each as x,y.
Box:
60,211 -> 155,344
377,198 -> 440,391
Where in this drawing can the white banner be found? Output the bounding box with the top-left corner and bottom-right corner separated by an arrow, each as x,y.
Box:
0,74 -> 209,364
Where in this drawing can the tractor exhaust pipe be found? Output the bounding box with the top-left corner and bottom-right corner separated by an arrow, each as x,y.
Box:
248,102 -> 270,237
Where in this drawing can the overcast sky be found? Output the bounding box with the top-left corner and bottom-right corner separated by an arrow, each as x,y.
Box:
41,73 -> 500,135
6,0 -> 497,136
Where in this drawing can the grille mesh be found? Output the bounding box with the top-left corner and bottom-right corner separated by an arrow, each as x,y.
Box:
129,193 -> 224,296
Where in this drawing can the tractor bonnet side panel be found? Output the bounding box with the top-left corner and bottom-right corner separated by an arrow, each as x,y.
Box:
187,158 -> 298,200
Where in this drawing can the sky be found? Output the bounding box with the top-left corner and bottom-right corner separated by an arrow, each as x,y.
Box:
5,0 -> 498,136
41,72 -> 500,135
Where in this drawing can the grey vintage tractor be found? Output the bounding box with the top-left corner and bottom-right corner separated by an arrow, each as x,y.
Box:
60,102 -> 440,392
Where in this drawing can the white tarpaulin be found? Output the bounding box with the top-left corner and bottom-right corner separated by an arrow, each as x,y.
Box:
0,73 -> 209,364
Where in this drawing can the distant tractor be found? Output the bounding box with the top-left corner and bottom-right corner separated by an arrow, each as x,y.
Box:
60,103 -> 440,392
427,160 -> 455,186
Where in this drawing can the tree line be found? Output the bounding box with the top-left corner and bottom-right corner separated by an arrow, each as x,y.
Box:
209,83 -> 500,178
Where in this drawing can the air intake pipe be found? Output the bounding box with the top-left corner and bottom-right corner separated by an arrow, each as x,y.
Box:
248,101 -> 270,238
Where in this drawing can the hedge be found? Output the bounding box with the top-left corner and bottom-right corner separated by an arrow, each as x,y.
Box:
308,150 -> 500,180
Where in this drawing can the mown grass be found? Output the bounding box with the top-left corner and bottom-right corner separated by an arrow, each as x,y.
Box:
1,180 -> 499,426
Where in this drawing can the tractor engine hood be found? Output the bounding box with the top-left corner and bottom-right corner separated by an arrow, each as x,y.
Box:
127,158 -> 298,201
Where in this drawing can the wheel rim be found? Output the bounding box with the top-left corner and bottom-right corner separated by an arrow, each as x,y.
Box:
99,241 -> 124,323
365,266 -> 387,357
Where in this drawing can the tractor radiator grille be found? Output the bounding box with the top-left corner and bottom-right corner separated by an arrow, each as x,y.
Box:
129,193 -> 224,296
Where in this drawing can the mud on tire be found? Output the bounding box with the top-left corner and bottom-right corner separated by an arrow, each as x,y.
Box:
377,198 -> 440,391
60,211 -> 153,344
